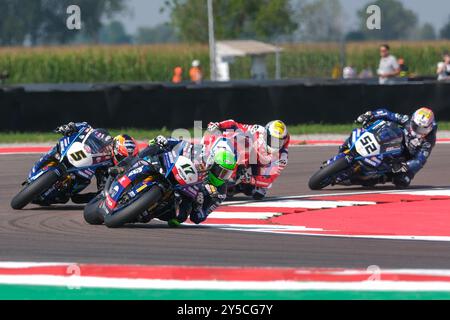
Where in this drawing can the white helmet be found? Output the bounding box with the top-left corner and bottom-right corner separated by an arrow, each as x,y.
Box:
410,107 -> 435,137
192,60 -> 200,67
265,120 -> 289,152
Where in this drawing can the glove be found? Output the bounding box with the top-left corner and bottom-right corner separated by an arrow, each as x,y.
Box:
108,166 -> 125,177
241,172 -> 256,185
150,135 -> 168,149
207,122 -> 220,132
279,153 -> 288,168
356,112 -> 374,127
204,183 -> 219,199
407,137 -> 422,149
392,162 -> 409,174
55,122 -> 76,136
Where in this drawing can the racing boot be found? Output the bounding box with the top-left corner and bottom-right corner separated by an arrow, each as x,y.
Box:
168,219 -> 182,228
252,187 -> 267,200
392,173 -> 412,189
240,184 -> 255,197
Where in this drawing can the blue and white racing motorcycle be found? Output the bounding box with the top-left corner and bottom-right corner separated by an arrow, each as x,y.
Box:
83,140 -> 203,228
11,127 -> 112,209
309,120 -> 406,190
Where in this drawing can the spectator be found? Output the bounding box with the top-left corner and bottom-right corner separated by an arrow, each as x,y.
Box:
172,66 -> 183,84
189,60 -> 203,84
331,65 -> 341,79
437,52 -> 450,81
377,44 -> 400,85
343,65 -> 357,79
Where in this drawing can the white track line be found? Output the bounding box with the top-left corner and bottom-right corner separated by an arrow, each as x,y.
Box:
208,212 -> 281,219
1,275 -> 450,291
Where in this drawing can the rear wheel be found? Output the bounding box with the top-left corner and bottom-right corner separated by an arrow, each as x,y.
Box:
11,171 -> 60,210
83,196 -> 105,225
309,157 -> 350,190
104,186 -> 163,228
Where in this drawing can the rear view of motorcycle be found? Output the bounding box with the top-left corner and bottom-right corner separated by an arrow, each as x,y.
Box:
309,120 -> 406,190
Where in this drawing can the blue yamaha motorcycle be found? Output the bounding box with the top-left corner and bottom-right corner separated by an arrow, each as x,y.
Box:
83,141 -> 203,228
11,127 -> 112,209
309,120 -> 406,190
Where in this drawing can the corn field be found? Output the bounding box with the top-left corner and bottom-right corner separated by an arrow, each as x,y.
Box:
0,41 -> 449,84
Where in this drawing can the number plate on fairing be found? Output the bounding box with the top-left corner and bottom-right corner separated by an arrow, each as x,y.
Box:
355,132 -> 381,157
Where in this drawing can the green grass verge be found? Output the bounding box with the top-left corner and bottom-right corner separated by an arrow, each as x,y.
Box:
1,284 -> 450,300
0,123 -> 449,144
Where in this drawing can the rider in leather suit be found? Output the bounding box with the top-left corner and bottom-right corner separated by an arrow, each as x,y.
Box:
138,136 -> 236,225
351,107 -> 437,188
52,122 -> 139,203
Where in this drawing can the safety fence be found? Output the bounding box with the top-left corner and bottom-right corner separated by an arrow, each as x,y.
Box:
1,80 -> 450,132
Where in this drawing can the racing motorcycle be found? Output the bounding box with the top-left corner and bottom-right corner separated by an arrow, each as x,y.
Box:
11,127 -> 112,210
83,140 -> 203,228
309,120 -> 406,190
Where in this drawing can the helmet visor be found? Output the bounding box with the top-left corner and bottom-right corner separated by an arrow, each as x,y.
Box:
210,163 -> 234,182
411,121 -> 432,136
267,135 -> 284,151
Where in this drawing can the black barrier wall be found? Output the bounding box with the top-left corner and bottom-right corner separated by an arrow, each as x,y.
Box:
1,80 -> 450,131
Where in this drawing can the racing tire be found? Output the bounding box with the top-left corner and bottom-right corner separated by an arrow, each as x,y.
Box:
309,157 -> 350,190
104,186 -> 163,228
10,170 -> 60,210
83,196 -> 105,225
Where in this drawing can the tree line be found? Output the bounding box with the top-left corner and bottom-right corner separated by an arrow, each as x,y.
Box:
1,0 -> 450,46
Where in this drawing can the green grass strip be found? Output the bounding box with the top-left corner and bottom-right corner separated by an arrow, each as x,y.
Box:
0,123 -> 449,144
1,284 -> 450,300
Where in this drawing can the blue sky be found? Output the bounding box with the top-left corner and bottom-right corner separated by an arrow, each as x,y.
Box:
118,0 -> 449,34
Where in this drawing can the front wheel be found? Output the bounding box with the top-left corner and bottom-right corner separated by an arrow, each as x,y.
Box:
309,157 -> 350,190
11,170 -> 60,210
83,196 -> 105,225
104,186 -> 163,228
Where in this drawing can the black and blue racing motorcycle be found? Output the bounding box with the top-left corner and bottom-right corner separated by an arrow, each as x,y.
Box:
10,127 -> 112,209
83,140 -> 203,228
309,120 -> 406,190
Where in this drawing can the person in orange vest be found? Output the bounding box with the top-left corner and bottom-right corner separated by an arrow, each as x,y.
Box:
189,60 -> 203,84
172,66 -> 183,84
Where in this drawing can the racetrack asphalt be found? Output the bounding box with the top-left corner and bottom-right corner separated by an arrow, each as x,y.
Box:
1,145 -> 450,269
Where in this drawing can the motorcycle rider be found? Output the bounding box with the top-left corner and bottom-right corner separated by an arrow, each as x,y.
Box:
351,107 -> 437,188
207,119 -> 290,199
54,122 -> 139,203
138,136 -> 237,226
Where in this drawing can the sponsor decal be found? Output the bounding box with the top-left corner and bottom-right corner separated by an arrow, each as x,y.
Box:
105,194 -> 116,209
172,166 -> 185,185
136,185 -> 147,193
128,167 -> 143,177
372,121 -> 385,130
110,186 -> 120,198
118,176 -> 131,188
385,146 -> 401,153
